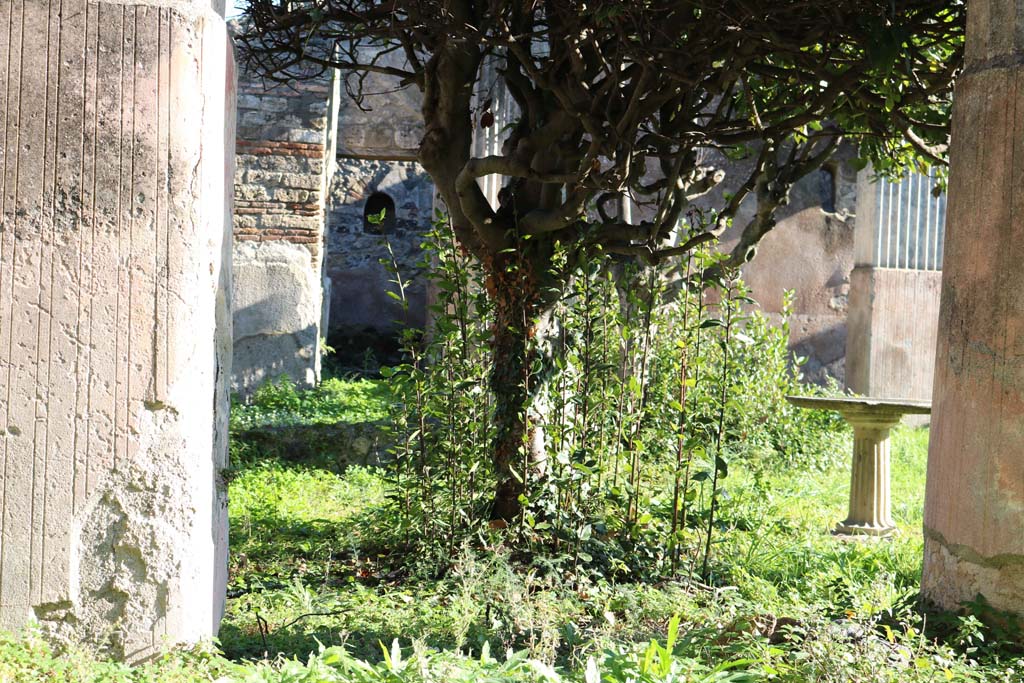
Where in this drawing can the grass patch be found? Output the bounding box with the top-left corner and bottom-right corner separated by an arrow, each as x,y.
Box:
4,425 -> 1021,682
213,425 -> 1020,682
231,377 -> 390,431
0,631 -> 234,682
714,427 -> 929,617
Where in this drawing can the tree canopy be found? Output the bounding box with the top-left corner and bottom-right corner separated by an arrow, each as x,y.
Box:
236,0 -> 964,520
238,0 -> 963,268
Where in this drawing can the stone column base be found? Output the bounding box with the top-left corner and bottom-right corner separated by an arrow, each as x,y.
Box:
835,418 -> 899,537
922,531 -> 1024,615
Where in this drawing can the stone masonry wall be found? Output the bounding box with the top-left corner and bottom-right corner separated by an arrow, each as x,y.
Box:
0,0 -> 233,660
334,48 -> 423,160
321,46 -> 432,367
656,147 -> 859,385
231,55 -> 340,394
234,139 -> 329,260
324,158 -> 434,363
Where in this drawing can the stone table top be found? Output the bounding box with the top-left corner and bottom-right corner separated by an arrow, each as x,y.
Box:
786,395 -> 931,422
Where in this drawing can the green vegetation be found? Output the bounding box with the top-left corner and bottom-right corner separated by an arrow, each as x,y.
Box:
0,631 -> 234,682
2,225 -> 1021,681
237,1 -> 961,532
220,427 -> 1016,680
375,221 -> 852,579
231,376 -> 390,431
6,427 -> 1021,682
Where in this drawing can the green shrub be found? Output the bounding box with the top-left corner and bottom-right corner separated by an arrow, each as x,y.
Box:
724,290 -> 849,470
377,215 -> 854,582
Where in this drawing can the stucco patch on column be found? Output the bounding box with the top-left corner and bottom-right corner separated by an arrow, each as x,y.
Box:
0,0 -> 233,660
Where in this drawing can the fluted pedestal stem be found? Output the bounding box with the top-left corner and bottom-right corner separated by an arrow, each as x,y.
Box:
836,417 -> 899,536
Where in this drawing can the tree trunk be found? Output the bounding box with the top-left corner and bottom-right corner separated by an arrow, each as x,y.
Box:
488,263 -> 559,522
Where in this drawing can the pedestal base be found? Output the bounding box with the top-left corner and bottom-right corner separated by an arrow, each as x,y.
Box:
838,420 -> 898,536
784,396 -> 930,541
834,521 -> 896,537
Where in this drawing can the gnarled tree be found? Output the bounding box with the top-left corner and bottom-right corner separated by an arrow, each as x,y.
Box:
236,0 -> 963,521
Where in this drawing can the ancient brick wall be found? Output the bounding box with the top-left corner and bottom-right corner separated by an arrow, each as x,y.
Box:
234,140 -> 330,258
233,78 -> 336,264
230,56 -> 340,393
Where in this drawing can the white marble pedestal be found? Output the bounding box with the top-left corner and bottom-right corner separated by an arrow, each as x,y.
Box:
787,396 -> 931,537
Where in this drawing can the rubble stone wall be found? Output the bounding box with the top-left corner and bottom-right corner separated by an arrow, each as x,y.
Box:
324,158 -> 434,362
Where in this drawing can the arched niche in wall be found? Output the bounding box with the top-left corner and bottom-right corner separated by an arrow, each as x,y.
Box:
818,163 -> 838,214
363,191 -> 397,234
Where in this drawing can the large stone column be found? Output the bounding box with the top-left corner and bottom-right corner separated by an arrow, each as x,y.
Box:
921,0 -> 1024,615
0,0 -> 234,660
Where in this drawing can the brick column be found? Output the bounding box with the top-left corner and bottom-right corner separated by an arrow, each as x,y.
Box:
921,0 -> 1024,615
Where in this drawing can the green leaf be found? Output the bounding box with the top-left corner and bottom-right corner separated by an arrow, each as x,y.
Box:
666,614 -> 681,650
715,456 -> 729,477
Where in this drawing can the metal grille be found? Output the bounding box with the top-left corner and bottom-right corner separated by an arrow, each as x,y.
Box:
472,56 -> 517,209
872,171 -> 947,271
